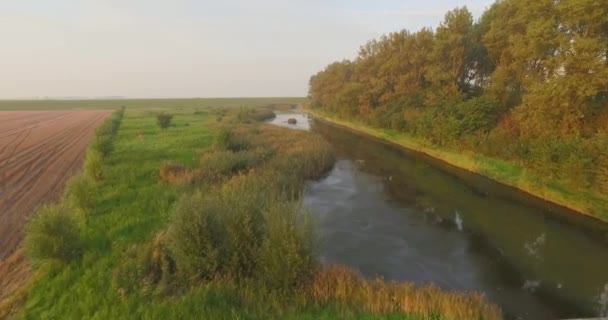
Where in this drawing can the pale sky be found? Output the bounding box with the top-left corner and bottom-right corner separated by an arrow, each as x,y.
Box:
0,0 -> 494,99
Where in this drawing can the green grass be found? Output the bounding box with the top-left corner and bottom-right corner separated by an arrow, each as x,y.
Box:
12,108 -> 410,319
16,109 -> 216,318
307,108 -> 608,222
14,107 -> 500,320
0,97 -> 306,111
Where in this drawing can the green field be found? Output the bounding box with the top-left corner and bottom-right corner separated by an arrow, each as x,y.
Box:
0,97 -> 306,111
6,105 -> 501,320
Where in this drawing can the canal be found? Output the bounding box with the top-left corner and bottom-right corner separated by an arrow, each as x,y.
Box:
269,112 -> 608,319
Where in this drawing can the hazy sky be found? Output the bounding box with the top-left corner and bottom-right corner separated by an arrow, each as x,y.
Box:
0,0 -> 494,99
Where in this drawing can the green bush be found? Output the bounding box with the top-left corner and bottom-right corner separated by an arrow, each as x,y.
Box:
88,106 -> 124,157
157,112 -> 173,130
64,174 -> 96,220
166,176 -> 317,286
24,204 -> 82,263
257,202 -> 316,291
84,149 -> 104,182
113,231 -> 177,297
217,175 -> 270,278
451,97 -> 499,136
91,135 -> 113,157
166,191 -> 227,279
213,127 -> 250,151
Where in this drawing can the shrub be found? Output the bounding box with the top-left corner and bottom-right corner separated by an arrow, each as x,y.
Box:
64,174 -> 96,220
84,149 -> 104,182
166,173 -> 316,284
257,202 -> 316,291
213,127 -> 250,152
166,191 -> 227,279
157,112 -> 173,130
91,134 -> 113,157
24,204 -> 82,264
113,230 -> 177,297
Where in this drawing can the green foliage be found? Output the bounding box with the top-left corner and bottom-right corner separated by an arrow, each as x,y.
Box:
92,135 -> 113,157
309,0 -> 608,197
197,148 -> 273,184
257,202 -> 316,291
156,122 -> 335,293
156,112 -> 173,130
113,231 -> 177,296
64,174 -> 96,220
166,169 -> 319,287
213,127 -> 250,151
166,191 -> 227,278
91,107 -> 125,157
84,149 -> 104,182
24,204 -> 82,264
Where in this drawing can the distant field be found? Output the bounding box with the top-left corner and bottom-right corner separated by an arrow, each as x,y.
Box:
0,97 -> 306,111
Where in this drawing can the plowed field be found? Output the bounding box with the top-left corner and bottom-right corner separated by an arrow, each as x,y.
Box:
0,110 -> 110,260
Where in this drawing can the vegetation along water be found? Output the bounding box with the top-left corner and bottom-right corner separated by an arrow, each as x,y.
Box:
308,0 -> 608,221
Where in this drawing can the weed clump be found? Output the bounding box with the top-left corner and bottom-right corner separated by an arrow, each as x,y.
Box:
24,204 -> 82,264
64,174 -> 96,220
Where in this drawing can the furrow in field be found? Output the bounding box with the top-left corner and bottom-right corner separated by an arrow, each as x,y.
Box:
0,112 -> 88,166
0,110 -> 110,260
0,111 -> 104,204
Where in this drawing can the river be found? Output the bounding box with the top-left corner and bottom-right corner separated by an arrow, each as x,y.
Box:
269,112 -> 608,319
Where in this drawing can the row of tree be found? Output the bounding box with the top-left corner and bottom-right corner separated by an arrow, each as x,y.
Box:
309,0 -> 608,195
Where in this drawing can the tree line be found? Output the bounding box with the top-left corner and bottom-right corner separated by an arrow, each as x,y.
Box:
309,0 -> 608,196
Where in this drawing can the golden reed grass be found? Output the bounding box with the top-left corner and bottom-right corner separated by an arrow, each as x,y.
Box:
309,265 -> 502,320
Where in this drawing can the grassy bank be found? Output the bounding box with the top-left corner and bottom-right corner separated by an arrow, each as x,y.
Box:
306,108 -> 608,222
10,107 -> 501,319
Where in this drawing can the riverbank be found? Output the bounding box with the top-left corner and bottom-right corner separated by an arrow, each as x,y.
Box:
306,108 -> 608,223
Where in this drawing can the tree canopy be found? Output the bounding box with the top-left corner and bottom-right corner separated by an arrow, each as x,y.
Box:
309,0 -> 608,195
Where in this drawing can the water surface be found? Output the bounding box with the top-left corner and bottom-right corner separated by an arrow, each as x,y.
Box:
269,112 -> 608,319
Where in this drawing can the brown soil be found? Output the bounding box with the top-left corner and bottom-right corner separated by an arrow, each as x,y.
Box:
0,110 -> 110,316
